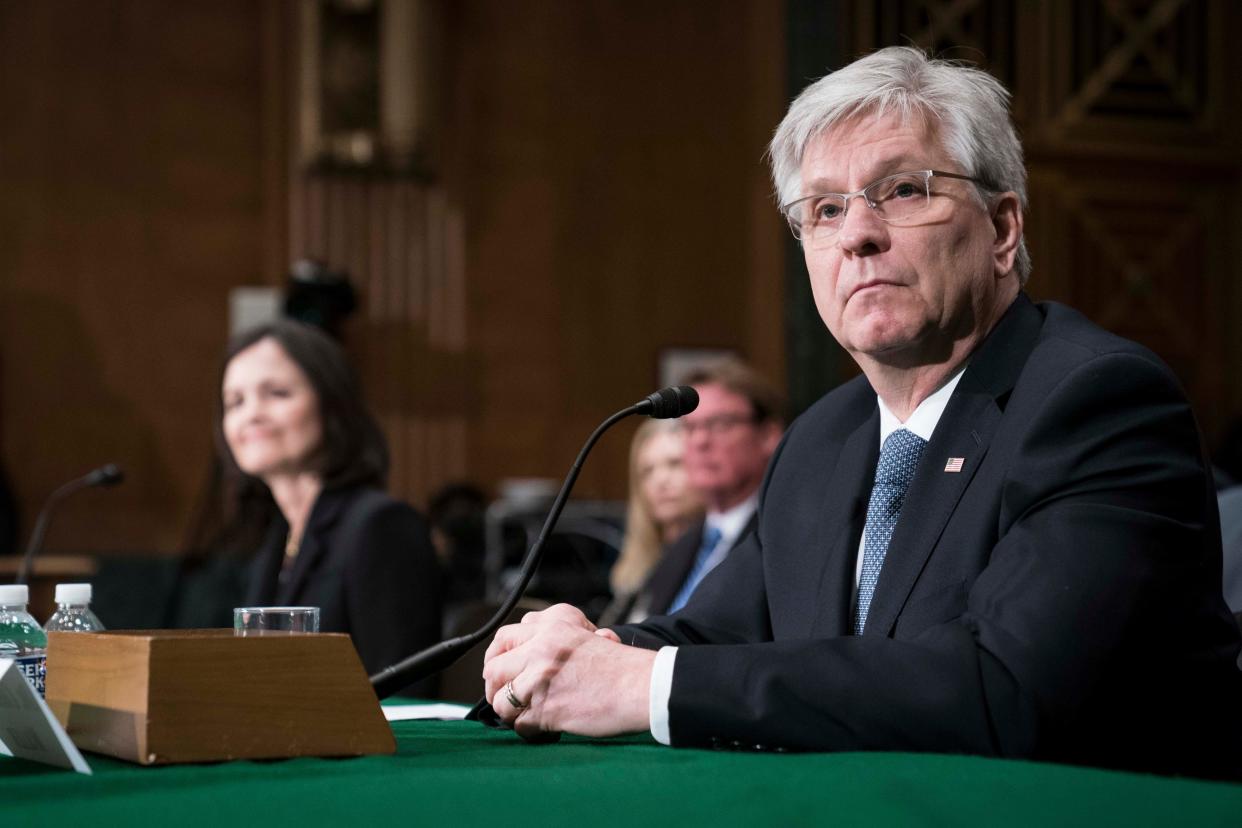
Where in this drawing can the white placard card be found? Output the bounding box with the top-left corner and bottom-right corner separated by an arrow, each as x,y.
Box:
0,659 -> 92,774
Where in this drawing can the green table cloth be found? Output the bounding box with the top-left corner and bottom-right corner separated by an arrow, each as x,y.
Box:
4,716 -> 1241,826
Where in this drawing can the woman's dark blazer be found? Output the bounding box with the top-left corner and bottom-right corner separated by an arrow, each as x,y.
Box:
245,485 -> 442,693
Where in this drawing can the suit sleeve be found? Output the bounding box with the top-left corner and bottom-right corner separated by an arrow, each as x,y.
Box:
343,500 -> 443,695
612,530 -> 772,650
653,352 -> 1233,759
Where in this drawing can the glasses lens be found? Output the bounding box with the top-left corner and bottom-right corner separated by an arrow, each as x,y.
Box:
786,195 -> 847,245
867,172 -> 929,222
678,414 -> 753,437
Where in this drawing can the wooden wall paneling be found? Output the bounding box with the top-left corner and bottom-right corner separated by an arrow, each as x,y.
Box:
0,1 -> 272,554
1026,0 -> 1237,444
397,180 -> 420,501
447,0 -> 786,501
783,0 -> 851,415
743,0 -> 790,399
1033,163 -> 1228,433
287,171 -> 469,508
440,194 -> 469,487
372,181 -> 396,493
1037,0 -> 1224,153
290,0 -> 442,511
283,1 -> 787,507
851,0 -> 1023,119
261,1 -> 293,291
0,0 -> 787,556
286,1 -> 477,511
285,0 -> 474,516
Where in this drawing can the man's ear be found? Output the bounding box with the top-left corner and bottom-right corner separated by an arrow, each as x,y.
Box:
991,192 -> 1023,279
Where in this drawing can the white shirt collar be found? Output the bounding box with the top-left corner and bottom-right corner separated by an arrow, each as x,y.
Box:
705,492 -> 759,549
876,363 -> 968,446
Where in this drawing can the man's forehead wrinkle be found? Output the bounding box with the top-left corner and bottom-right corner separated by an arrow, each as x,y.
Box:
800,124 -> 943,194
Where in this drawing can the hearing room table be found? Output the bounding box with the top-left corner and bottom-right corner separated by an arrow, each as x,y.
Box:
3,714 -> 1241,826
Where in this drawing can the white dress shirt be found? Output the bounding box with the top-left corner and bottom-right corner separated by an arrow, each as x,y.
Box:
697,493 -> 760,578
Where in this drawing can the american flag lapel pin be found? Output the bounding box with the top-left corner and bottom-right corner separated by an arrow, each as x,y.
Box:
944,457 -> 965,473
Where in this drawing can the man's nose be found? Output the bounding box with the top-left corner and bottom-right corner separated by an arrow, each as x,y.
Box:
836,195 -> 890,256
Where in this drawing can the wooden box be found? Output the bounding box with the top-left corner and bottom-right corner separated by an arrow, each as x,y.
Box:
45,629 -> 395,765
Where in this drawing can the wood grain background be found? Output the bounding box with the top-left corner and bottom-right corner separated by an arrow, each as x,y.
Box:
1,0 -> 1237,560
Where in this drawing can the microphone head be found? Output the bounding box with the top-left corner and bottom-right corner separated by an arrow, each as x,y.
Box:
87,464 -> 124,488
643,386 -> 699,419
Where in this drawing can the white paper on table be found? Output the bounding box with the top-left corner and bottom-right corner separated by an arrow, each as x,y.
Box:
383,703 -> 472,722
0,659 -> 92,774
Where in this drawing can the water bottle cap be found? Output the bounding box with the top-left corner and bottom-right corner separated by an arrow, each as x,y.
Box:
0,584 -> 29,605
55,583 -> 92,604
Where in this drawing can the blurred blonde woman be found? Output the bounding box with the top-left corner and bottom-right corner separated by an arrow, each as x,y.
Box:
600,419 -> 703,624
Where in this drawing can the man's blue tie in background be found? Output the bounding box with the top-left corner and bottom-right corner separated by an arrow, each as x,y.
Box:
668,525 -> 724,613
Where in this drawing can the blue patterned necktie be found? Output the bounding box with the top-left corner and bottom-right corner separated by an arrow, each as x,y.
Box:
854,428 -> 927,634
667,525 -> 725,613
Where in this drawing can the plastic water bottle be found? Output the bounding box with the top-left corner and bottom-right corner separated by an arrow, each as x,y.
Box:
45,583 -> 106,633
0,584 -> 48,697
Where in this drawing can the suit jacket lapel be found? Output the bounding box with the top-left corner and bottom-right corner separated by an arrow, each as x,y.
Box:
807,408 -> 879,638
863,293 -> 1045,638
646,519 -> 705,615
276,488 -> 347,604
861,377 -> 999,637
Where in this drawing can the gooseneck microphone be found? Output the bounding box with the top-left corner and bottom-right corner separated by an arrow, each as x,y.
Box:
17,464 -> 124,585
369,386 -> 699,699
642,385 -> 699,419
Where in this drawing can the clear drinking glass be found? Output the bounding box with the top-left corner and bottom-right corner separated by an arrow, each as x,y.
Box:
233,606 -> 320,635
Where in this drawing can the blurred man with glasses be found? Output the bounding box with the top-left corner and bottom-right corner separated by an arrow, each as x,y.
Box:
482,46 -> 1241,778
629,358 -> 783,620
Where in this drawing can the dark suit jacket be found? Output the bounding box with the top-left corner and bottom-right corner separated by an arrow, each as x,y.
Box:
245,485 -> 442,693
637,514 -> 759,619
616,294 -> 1242,777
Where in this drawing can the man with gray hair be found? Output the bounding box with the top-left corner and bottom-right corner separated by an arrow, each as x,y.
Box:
481,47 -> 1241,777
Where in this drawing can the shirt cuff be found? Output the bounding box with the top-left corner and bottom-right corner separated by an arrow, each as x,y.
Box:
649,646 -> 677,745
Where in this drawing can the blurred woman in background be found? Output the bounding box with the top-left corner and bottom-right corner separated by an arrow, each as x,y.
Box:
218,319 -> 441,691
598,419 -> 703,625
